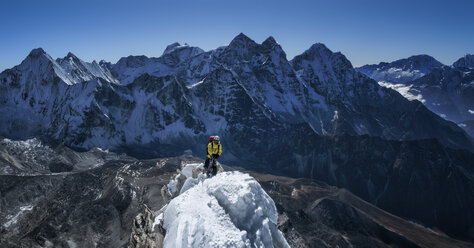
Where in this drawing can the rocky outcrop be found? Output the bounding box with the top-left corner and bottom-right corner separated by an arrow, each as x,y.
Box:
129,205 -> 164,248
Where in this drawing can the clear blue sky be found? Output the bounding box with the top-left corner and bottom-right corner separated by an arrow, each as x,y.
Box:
1,0 -> 473,71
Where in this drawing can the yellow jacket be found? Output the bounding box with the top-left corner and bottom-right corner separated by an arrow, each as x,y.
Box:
207,141 -> 222,159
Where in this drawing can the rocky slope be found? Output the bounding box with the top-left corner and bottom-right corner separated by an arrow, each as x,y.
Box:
0,140 -> 192,247
253,173 -> 474,248
261,133 -> 474,241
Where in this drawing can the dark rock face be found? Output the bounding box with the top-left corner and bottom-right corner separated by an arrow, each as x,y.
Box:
253,173 -> 474,248
407,66 -> 474,124
453,54 -> 474,69
459,120 -> 474,138
260,133 -> 474,241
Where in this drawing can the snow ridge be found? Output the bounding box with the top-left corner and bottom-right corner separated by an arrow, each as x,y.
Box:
160,164 -> 289,248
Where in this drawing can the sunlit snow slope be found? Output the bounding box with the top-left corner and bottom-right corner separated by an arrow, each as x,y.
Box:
160,164 -> 289,248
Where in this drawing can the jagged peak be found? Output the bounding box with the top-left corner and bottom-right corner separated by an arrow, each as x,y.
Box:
99,59 -> 110,65
228,33 -> 257,48
66,52 -> 77,59
262,36 -> 277,46
293,43 -> 334,61
234,32 -> 252,41
55,52 -> 83,65
292,42 -> 353,70
98,60 -> 113,71
261,36 -> 287,61
21,48 -> 55,68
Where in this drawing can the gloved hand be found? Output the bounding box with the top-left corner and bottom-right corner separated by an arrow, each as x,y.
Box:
213,155 -> 219,160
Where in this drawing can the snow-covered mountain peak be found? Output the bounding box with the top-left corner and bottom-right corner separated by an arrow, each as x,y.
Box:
307,43 -> 332,55
453,54 -> 474,69
161,43 -> 204,65
261,36 -> 287,61
10,48 -> 69,85
292,43 -> 353,73
20,48 -> 55,68
56,52 -> 81,65
54,51 -> 119,85
162,42 -> 201,56
299,43 -> 339,61
365,54 -> 443,74
399,54 -> 444,71
163,42 -> 182,54
356,54 -> 444,84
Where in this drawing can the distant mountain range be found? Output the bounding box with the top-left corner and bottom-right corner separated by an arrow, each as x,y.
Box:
356,54 -> 474,137
356,55 -> 445,84
1,34 -> 471,153
1,33 -> 474,241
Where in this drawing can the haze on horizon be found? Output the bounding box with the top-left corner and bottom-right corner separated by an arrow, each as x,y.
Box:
1,0 -> 473,72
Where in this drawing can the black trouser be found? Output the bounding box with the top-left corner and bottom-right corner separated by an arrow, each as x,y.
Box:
204,157 -> 217,175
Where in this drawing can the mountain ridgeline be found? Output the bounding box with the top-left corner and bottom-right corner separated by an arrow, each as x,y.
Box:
356,54 -> 474,137
1,34 -> 474,240
1,34 -> 472,153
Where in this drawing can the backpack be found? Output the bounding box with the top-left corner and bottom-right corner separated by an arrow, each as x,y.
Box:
206,136 -> 215,155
